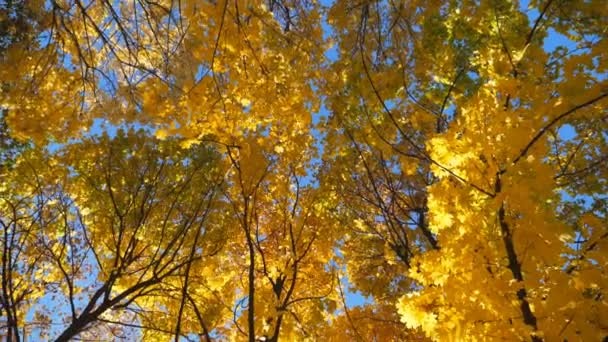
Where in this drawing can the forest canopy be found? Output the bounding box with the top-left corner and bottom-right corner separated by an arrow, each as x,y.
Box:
1,0 -> 607,341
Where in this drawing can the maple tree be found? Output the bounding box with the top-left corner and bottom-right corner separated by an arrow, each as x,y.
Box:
1,0 -> 607,341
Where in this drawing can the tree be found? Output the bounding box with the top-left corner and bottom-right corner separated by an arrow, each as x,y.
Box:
1,130 -> 229,340
1,0 -> 607,341
323,0 -> 607,340
222,137 -> 338,341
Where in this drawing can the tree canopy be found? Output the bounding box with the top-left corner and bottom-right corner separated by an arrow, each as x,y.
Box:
1,0 -> 607,341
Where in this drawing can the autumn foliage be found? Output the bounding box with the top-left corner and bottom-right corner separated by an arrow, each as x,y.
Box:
1,0 -> 607,341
